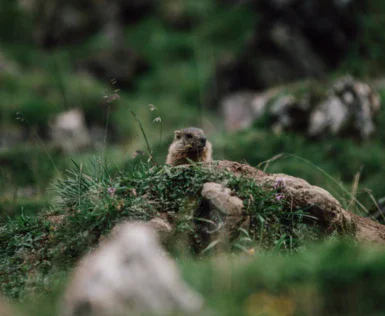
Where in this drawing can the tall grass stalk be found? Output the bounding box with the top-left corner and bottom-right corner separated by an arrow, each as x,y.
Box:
128,108 -> 158,165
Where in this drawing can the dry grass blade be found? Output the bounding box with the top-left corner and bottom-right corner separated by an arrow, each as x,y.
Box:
257,153 -> 285,172
363,188 -> 385,222
347,169 -> 362,213
261,153 -> 372,216
128,108 -> 158,166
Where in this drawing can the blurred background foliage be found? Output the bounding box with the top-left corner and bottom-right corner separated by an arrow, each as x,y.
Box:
2,0 -> 385,314
2,0 -> 385,219
0,2 -> 383,224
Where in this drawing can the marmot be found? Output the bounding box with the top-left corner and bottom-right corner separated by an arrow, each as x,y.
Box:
166,127 -> 212,166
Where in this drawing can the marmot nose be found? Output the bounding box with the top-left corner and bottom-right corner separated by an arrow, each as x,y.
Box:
200,137 -> 207,146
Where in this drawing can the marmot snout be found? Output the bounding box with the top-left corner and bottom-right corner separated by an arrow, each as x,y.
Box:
166,127 -> 212,166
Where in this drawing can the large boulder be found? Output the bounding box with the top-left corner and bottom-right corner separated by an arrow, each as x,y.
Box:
209,160 -> 385,245
308,76 -> 380,139
221,76 -> 381,139
195,167 -> 353,248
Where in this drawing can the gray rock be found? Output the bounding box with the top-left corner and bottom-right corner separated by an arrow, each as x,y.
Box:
308,76 -> 380,139
61,222 -> 203,316
202,182 -> 244,217
222,92 -> 258,131
308,96 -> 347,136
49,109 -> 91,153
0,52 -> 20,76
221,76 -> 380,140
222,89 -> 279,132
196,182 -> 249,251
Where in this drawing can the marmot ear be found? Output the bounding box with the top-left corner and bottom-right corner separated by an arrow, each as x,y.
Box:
174,130 -> 182,139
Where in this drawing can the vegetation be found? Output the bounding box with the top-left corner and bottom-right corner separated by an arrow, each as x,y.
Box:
9,240 -> 385,315
1,0 -> 385,314
183,241 -> 385,316
0,159 -> 323,300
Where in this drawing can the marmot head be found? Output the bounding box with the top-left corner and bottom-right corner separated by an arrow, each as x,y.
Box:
166,127 -> 212,165
173,127 -> 207,152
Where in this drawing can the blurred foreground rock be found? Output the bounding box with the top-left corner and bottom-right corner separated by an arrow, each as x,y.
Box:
49,109 -> 91,153
222,76 -> 380,139
61,222 -> 203,316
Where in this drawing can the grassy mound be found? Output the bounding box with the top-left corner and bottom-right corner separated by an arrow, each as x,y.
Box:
0,159 -> 322,300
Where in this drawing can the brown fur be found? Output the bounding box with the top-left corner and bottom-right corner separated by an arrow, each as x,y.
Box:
166,127 -> 212,166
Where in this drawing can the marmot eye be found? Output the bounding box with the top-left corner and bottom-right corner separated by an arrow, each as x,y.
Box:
186,133 -> 193,139
176,135 -> 181,139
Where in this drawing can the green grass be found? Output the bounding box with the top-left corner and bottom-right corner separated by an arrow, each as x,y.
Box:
0,0 -> 256,144
1,0 -> 385,212
0,197 -> 51,221
7,241 -> 385,316
341,1 -> 385,77
0,145 -> 64,193
0,158 -> 323,300
1,1 -> 385,313
213,129 -> 385,215
181,241 -> 385,316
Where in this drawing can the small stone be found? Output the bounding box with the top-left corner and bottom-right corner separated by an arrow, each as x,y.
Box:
49,109 -> 91,153
202,183 -> 244,216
